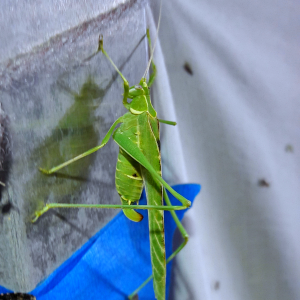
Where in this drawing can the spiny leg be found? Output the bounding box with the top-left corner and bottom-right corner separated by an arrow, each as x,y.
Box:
39,116 -> 124,175
97,36 -> 131,110
146,29 -> 157,87
163,188 -> 189,262
128,188 -> 189,299
32,200 -> 187,223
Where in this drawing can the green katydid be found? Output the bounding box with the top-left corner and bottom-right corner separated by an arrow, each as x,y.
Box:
32,21 -> 191,300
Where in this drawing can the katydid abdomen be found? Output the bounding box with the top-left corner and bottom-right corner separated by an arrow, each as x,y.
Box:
138,112 -> 166,300
115,111 -> 166,299
115,113 -> 144,222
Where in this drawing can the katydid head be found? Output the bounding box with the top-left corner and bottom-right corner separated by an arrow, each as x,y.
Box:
128,78 -> 157,117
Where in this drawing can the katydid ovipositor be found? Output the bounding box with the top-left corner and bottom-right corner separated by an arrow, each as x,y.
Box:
32,25 -> 191,300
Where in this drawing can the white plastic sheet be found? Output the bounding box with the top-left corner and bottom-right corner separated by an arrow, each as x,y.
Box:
150,0 -> 300,299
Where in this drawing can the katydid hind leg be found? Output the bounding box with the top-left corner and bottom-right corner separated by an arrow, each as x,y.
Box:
113,130 -> 191,208
32,200 -> 187,223
128,188 -> 189,299
163,188 -> 189,262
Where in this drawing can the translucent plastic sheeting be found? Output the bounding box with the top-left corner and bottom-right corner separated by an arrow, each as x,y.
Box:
0,0 -> 149,292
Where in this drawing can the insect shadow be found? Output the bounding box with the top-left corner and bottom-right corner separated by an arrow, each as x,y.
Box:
26,76 -> 104,222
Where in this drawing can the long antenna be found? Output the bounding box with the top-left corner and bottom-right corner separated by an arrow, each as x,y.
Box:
143,0 -> 162,79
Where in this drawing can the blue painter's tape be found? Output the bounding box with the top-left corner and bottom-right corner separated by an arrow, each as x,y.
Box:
1,184 -> 200,300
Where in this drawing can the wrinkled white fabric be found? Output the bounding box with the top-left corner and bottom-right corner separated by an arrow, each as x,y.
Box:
149,0 -> 300,299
